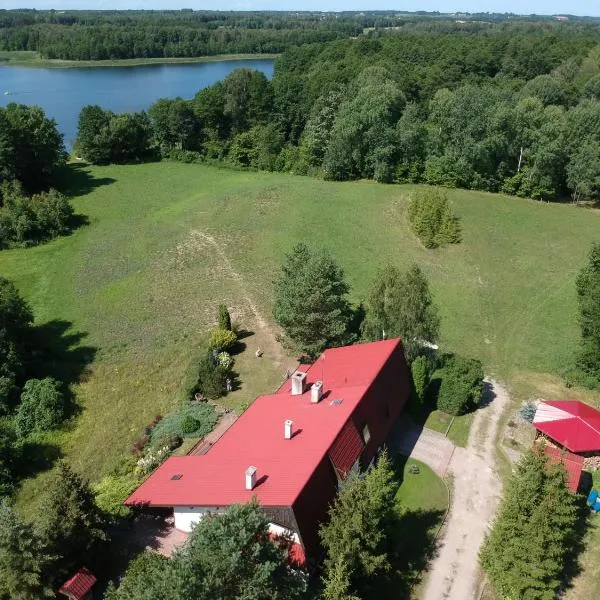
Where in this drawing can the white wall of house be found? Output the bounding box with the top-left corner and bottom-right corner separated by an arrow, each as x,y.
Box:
174,506 -> 300,544
268,522 -> 300,544
173,506 -> 222,532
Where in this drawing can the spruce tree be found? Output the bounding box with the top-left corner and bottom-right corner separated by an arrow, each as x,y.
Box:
218,304 -> 232,331
480,447 -> 579,600
0,500 -> 54,599
37,461 -> 108,586
575,242 -> 600,377
274,243 -> 352,358
320,450 -> 397,598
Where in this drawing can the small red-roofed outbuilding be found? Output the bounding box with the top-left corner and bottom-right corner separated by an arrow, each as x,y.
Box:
542,445 -> 584,493
58,567 -> 97,600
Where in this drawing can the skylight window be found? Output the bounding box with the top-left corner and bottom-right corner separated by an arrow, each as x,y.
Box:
171,474 -> 183,481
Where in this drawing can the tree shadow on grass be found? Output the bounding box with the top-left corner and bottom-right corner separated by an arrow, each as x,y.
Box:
24,319 -> 97,418
561,501 -> 592,595
16,439 -> 63,478
54,163 -> 116,197
366,506 -> 445,600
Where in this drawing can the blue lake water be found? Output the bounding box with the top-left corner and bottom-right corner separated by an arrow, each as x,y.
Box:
0,59 -> 274,148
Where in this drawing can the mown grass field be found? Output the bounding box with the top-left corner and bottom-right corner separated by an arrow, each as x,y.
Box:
4,161 -> 600,528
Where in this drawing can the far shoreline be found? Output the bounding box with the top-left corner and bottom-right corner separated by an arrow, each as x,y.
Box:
0,51 -> 279,69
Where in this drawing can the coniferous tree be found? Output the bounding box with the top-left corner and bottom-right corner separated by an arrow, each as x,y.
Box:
37,461 -> 108,587
362,264 -> 440,361
274,243 -> 352,358
480,446 -> 580,600
0,501 -> 54,599
320,450 -> 397,598
576,242 -> 600,377
173,501 -> 306,599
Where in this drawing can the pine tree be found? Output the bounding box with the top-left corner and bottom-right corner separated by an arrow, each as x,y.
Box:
218,304 -> 232,331
274,243 -> 352,358
0,500 -> 54,599
362,264 -> 440,361
37,461 -> 108,586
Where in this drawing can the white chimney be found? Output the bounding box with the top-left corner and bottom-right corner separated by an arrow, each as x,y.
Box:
245,466 -> 257,490
311,381 -> 323,403
284,419 -> 293,439
291,371 -> 307,395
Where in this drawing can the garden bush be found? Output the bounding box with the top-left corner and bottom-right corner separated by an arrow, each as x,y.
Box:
149,432 -> 183,452
410,355 -> 430,412
216,351 -> 234,372
15,377 -> 66,437
196,352 -> 229,399
135,445 -> 171,476
208,328 -> 237,352
93,472 -> 139,519
218,304 -> 232,331
151,402 -> 218,441
436,355 -> 484,416
407,189 -> 461,249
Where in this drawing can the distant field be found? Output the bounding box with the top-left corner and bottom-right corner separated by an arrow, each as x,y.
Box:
0,50 -> 278,68
4,161 -> 600,514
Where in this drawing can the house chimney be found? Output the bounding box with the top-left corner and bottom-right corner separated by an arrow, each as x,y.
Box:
245,466 -> 257,490
291,371 -> 307,395
311,381 -> 323,403
284,419 -> 293,439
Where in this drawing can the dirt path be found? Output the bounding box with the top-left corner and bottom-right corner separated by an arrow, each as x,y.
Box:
422,379 -> 510,600
190,230 -> 286,369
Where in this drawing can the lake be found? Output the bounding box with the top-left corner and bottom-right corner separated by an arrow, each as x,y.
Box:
0,58 -> 274,148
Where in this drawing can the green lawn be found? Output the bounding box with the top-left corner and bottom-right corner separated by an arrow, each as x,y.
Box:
425,410 -> 474,447
370,457 -> 448,599
4,161 -> 600,515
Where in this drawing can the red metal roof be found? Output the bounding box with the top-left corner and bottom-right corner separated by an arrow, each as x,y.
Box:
533,400 -> 600,453
329,419 -> 364,478
126,339 -> 402,508
58,567 -> 96,600
543,445 -> 584,493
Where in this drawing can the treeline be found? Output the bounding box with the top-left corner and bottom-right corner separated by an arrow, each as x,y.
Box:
0,104 -> 73,248
0,10 -> 362,60
77,26 -> 600,202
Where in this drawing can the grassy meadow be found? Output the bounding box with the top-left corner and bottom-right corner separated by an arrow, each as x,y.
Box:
4,160 -> 600,520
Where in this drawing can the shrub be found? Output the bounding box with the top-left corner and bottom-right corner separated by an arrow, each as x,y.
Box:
436,355 -> 484,416
181,416 -> 200,434
93,472 -> 139,519
131,435 -> 150,457
519,402 -> 537,423
151,402 -> 218,441
208,328 -> 237,352
216,351 -> 234,372
15,377 -> 66,437
407,189 -> 461,249
411,355 -> 430,411
218,304 -> 232,331
149,432 -> 182,452
197,352 -> 228,399
135,445 -> 171,476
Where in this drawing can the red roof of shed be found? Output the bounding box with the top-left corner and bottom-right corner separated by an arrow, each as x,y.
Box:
533,400 -> 600,453
543,445 -> 584,493
58,567 -> 96,600
126,338 -> 402,508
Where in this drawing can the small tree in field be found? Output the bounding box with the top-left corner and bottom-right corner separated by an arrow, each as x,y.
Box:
407,189 -> 461,249
274,243 -> 352,358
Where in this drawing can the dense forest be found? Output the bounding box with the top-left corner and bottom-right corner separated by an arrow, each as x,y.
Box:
1,10 -> 599,61
75,24 -> 600,201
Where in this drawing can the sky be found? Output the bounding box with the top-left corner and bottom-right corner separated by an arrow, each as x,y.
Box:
0,1 -> 599,17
